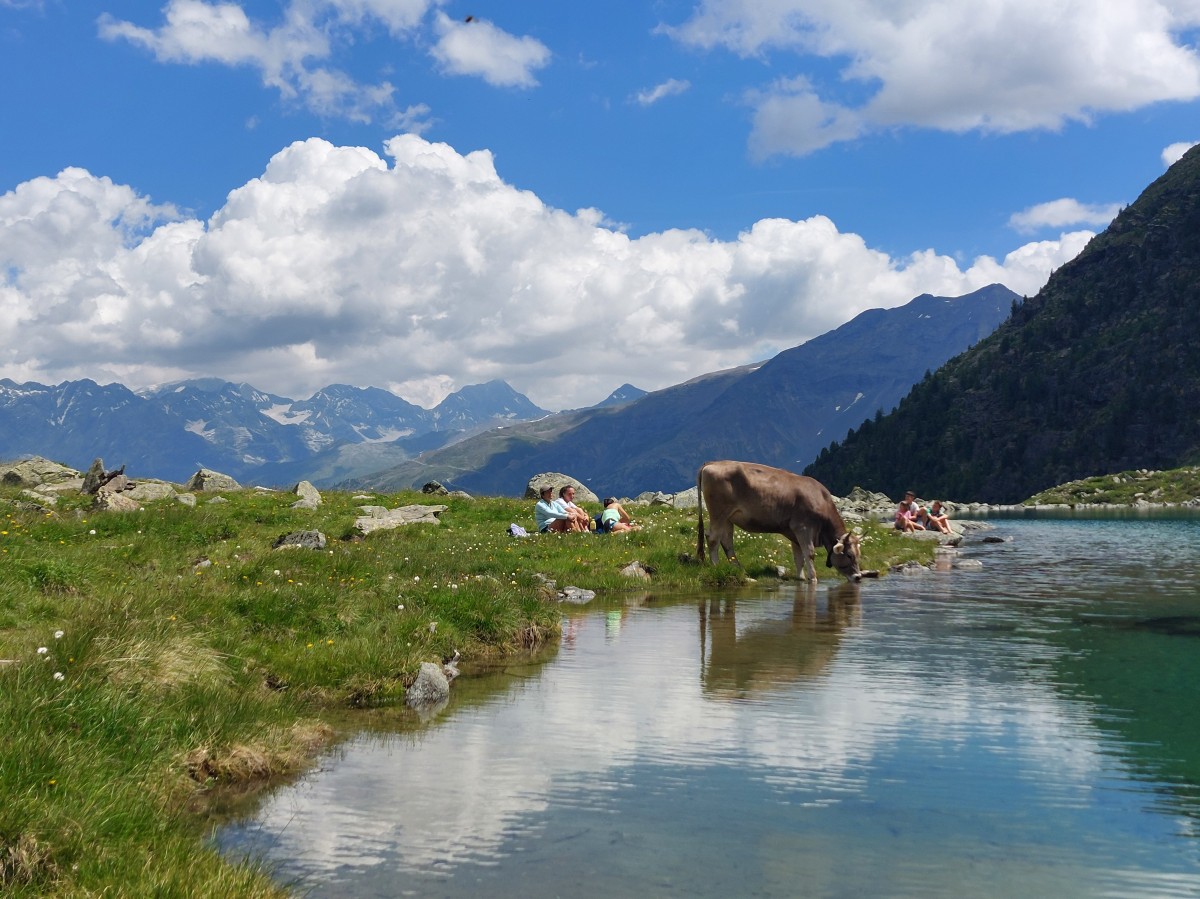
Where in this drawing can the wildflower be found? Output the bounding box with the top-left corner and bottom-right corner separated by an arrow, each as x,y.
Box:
413,575 -> 420,582
37,647 -> 48,655
53,672 -> 64,681
54,630 -> 64,640
397,604 -> 405,610
89,529 -> 96,535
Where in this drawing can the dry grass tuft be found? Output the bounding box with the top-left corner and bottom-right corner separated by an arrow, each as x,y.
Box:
99,634 -> 232,691
0,832 -> 56,889
185,721 -> 336,785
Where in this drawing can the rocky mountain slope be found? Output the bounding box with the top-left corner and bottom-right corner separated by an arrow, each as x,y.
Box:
355,284 -> 1019,496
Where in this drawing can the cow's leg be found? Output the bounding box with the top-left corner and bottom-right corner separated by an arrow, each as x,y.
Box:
790,528 -> 818,583
709,519 -> 737,564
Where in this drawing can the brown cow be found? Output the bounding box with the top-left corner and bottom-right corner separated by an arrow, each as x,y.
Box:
697,460 -> 861,583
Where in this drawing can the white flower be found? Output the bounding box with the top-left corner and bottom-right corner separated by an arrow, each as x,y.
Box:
54,630 -> 64,640
273,570 -> 281,576
88,529 -> 96,535
413,576 -> 420,582
53,672 -> 64,681
37,646 -> 48,655
397,604 -> 405,610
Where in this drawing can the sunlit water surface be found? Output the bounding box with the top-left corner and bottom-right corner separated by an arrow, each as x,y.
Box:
218,516 -> 1200,897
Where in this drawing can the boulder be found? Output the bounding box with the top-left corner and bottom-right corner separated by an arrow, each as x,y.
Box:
184,468 -> 241,492
355,504 -> 447,535
0,457 -> 81,488
290,480 -> 322,510
273,530 -> 327,550
406,661 -> 450,709
93,489 -> 142,513
176,493 -> 197,508
558,586 -> 596,604
671,487 -> 699,510
524,474 -> 599,505
620,561 -> 652,580
126,481 -> 178,502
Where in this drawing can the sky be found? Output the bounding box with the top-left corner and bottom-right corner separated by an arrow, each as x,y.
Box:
1,1 -> 1198,411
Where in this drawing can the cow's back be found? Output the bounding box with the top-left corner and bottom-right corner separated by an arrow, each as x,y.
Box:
699,460 -> 842,529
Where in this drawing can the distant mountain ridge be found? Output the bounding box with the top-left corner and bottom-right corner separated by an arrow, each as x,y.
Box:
354,283 -> 1020,497
805,144 -> 1200,503
0,377 -> 551,485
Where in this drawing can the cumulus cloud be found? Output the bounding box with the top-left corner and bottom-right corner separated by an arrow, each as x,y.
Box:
633,78 -> 691,106
1008,198 -> 1122,234
430,12 -> 551,88
1162,140 -> 1199,165
662,0 -> 1200,157
0,136 -> 1084,410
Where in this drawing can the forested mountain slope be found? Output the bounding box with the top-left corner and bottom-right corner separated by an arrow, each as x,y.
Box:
806,145 -> 1200,503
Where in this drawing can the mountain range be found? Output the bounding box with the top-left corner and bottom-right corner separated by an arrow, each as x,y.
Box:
1,284 -> 1017,493
354,283 -> 1020,497
805,143 -> 1200,504
0,377 -> 555,485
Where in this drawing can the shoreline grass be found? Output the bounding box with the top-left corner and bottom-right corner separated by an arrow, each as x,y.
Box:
2,484 -> 928,897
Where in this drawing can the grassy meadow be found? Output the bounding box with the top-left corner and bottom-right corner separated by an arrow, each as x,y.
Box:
1,482 -> 928,897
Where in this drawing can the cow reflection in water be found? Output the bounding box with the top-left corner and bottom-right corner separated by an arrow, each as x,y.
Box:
699,583 -> 861,699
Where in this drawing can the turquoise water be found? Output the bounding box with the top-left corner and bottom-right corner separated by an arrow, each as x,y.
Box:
218,517 -> 1200,897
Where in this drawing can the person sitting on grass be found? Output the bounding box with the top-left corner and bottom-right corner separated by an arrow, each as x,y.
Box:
598,497 -> 640,533
558,485 -> 593,532
535,485 -> 583,533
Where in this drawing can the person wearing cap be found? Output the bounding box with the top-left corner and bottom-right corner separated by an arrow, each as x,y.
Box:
598,497 -> 639,533
535,485 -> 577,533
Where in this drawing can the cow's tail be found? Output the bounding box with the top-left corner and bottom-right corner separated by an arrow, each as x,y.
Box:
696,465 -> 707,562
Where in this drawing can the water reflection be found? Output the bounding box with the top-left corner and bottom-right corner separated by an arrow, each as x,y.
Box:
700,583 -> 860,700
219,519 -> 1200,897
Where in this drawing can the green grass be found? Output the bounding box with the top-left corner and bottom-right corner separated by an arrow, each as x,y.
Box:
1,484 -> 926,896
1026,465 -> 1200,505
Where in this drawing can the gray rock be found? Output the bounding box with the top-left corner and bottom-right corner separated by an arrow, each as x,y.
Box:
273,530 -> 327,550
620,561 -> 652,580
406,661 -> 450,709
421,481 -> 450,496
176,493 -> 197,508
890,561 -> 930,575
955,559 -> 985,570
126,481 -> 178,502
558,586 -> 597,604
93,489 -> 141,512
525,474 -> 599,505
184,468 -> 241,492
671,487 -> 699,510
21,488 -> 57,506
355,504 -> 447,535
291,480 -> 322,510
0,457 -> 81,488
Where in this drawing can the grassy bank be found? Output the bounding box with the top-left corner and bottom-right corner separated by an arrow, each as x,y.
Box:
1026,465 -> 1200,506
1,484 -> 927,897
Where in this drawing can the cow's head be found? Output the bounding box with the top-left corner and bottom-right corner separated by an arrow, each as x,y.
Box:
827,532 -> 862,582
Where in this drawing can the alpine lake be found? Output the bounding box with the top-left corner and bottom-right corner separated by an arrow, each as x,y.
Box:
216,510 -> 1200,898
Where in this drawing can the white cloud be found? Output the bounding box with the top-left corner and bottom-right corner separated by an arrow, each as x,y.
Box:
99,1 -> 535,122
633,78 -> 691,106
662,0 -> 1200,157
0,136 -> 1083,410
1162,140 -> 1200,165
430,12 -> 551,88
1008,198 -> 1121,233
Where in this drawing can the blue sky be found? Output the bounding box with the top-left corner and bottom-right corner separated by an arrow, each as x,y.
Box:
1,1 -> 1197,410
